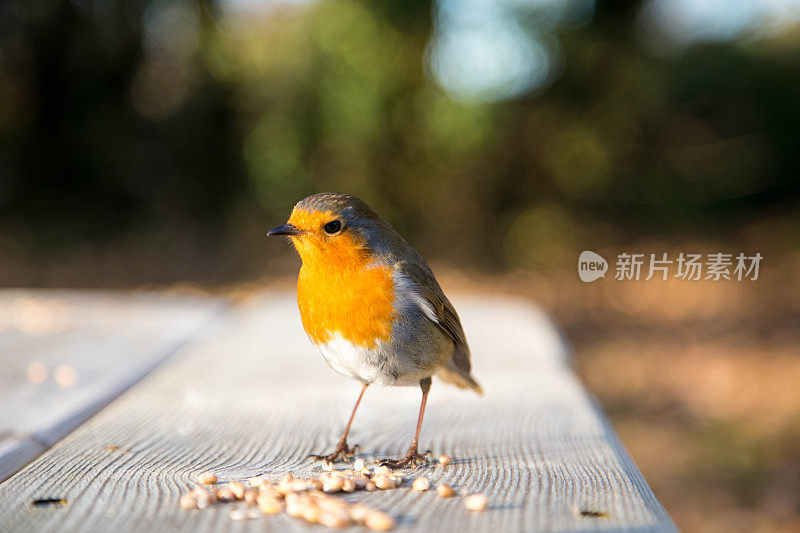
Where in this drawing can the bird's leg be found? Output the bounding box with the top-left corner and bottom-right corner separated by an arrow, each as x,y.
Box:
309,383 -> 368,464
379,377 -> 432,469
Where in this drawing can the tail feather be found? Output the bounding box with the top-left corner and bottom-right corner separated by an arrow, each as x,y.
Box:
437,363 -> 483,394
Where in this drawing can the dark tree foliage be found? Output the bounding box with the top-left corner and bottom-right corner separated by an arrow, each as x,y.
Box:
0,0 -> 798,275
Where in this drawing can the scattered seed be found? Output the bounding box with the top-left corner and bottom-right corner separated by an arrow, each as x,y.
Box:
180,470 -> 398,530
258,484 -> 280,500
412,477 -> 430,491
323,476 -> 344,493
373,465 -> 391,475
229,507 -> 248,521
277,481 -> 294,495
244,488 -> 259,505
179,493 -> 197,510
464,493 -> 488,511
229,481 -> 245,499
190,486 -> 213,500
320,510 -> 352,528
217,486 -> 236,502
373,476 -> 396,490
189,487 -> 217,509
350,503 -> 371,524
254,479 -> 274,492
258,496 -> 283,515
365,509 -> 395,531
196,472 -> 218,485
436,484 -> 455,498
286,502 -> 305,518
315,495 -> 348,512
302,504 -> 322,523
438,455 -> 452,466
353,458 -> 366,471
285,491 -> 303,507
196,492 -> 215,509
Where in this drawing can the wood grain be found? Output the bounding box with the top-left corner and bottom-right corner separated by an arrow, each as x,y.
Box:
0,290 -> 227,482
0,291 -> 675,532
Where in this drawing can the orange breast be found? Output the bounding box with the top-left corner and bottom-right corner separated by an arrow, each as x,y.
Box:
295,232 -> 395,348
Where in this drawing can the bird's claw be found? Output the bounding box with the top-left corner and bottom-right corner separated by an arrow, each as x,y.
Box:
308,441 -> 359,464
378,446 -> 431,469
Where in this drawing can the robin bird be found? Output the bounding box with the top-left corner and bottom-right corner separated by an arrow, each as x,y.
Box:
268,192 -> 481,468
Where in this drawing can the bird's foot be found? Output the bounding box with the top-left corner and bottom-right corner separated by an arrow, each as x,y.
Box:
378,443 -> 431,469
308,439 -> 359,465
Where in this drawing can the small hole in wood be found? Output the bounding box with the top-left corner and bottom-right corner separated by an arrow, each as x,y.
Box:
32,498 -> 67,507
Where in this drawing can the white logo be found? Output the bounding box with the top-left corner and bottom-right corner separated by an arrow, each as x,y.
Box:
578,251 -> 608,282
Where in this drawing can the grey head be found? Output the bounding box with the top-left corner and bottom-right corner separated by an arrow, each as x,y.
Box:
272,192 -> 410,259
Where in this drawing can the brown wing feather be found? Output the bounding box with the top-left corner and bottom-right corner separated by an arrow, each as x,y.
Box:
399,258 -> 482,394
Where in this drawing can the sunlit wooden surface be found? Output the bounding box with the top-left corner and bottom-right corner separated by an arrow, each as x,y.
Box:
0,290 -> 227,482
0,291 -> 675,532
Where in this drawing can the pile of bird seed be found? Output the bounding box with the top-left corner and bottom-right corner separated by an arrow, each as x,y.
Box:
179,455 -> 487,530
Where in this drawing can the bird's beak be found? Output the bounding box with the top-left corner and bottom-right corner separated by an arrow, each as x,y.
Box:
268,223 -> 304,236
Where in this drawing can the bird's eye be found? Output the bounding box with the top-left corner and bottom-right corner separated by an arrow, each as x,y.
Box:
323,220 -> 342,234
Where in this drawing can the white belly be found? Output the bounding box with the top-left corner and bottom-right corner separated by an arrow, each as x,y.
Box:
316,335 -> 370,381
315,333 -> 430,386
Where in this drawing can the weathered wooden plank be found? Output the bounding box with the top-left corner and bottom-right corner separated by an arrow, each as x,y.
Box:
0,290 -> 227,482
0,292 -> 675,532
0,438 -> 45,483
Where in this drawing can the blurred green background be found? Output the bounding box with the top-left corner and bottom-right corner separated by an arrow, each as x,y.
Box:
2,0 -> 799,284
2,0 -> 800,531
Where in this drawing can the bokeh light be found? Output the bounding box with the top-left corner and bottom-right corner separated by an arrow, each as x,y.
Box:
54,364 -> 78,389
639,0 -> 800,52
427,13 -> 558,102
426,0 -> 595,102
26,362 -> 48,385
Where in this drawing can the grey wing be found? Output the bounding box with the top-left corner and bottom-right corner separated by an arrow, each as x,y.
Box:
399,259 -> 482,393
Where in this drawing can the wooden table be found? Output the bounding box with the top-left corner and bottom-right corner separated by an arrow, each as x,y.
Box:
0,290 -> 675,532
